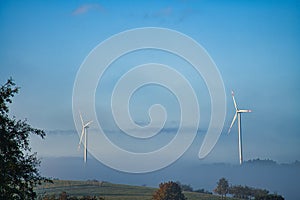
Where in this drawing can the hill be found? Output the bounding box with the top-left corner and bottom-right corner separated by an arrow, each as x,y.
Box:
35,180 -> 235,200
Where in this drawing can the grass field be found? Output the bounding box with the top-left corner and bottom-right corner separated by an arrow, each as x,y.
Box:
35,180 -> 238,200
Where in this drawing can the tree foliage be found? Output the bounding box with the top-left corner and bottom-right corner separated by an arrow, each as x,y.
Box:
176,181 -> 193,192
0,78 -> 50,199
40,192 -> 103,200
228,184 -> 284,200
152,181 -> 187,200
194,188 -> 212,194
214,177 -> 229,199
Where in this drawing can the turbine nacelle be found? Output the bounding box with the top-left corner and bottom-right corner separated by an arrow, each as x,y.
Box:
83,121 -> 93,129
237,109 -> 252,113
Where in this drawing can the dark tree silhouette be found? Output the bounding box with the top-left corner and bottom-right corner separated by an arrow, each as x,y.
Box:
59,191 -> 68,200
228,184 -> 284,200
41,192 -> 103,200
214,177 -> 229,199
175,181 -> 193,192
153,181 -> 187,200
0,78 -> 50,199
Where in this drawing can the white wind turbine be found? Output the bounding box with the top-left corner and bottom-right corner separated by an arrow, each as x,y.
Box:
228,91 -> 251,165
78,112 -> 93,163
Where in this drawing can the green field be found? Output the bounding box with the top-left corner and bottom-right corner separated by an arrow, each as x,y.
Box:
35,180 -> 237,200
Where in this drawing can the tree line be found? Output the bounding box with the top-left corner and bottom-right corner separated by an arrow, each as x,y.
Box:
214,177 -> 284,200
39,192 -> 104,200
175,181 -> 212,194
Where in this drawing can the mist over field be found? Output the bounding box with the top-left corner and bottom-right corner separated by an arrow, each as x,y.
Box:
28,128 -> 299,199
39,156 -> 300,200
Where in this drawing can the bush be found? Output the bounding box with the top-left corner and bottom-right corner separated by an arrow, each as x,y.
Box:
153,181 -> 187,200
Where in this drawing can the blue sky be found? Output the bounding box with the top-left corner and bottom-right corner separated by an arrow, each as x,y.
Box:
1,0 -> 300,166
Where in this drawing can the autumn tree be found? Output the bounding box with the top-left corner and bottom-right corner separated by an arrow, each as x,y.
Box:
0,78 -> 50,199
59,191 -> 68,200
214,177 -> 229,200
153,181 -> 187,200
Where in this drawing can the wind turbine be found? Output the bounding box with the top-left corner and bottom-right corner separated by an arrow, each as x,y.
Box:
228,91 -> 251,165
78,112 -> 93,163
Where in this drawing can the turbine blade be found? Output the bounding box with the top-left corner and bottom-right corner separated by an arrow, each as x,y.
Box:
79,111 -> 84,127
238,109 -> 252,113
78,127 -> 85,150
228,113 -> 237,134
84,120 -> 93,128
231,90 -> 238,110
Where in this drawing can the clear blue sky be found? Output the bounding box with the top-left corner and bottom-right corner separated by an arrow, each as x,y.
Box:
1,0 -> 300,164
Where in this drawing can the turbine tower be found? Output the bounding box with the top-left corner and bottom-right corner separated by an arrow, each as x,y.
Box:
228,91 -> 251,165
78,112 -> 93,163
